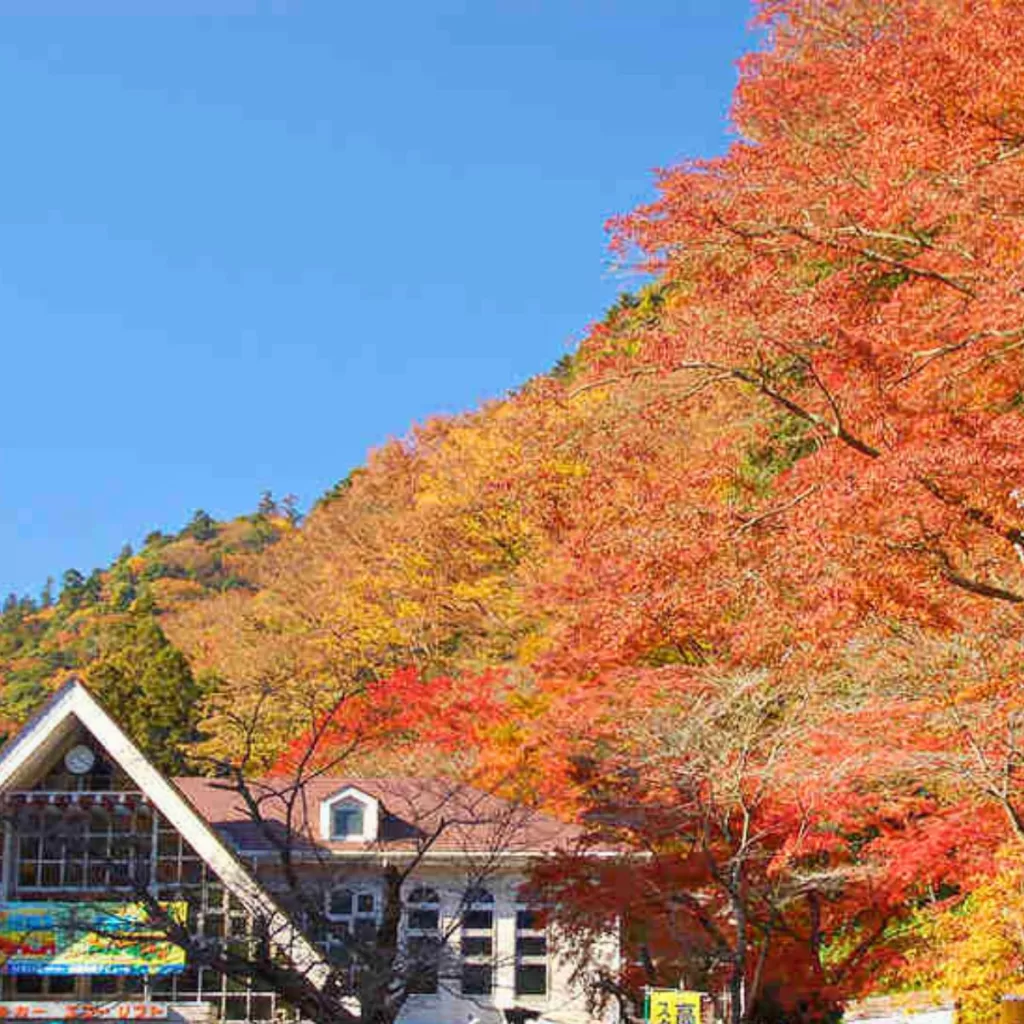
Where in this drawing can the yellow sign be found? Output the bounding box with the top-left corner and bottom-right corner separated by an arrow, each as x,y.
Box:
647,990 -> 702,1024
0,903 -> 186,976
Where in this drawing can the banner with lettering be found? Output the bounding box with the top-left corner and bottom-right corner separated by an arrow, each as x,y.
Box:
0,903 -> 186,975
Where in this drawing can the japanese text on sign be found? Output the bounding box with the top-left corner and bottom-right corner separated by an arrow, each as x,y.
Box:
647,990 -> 702,1024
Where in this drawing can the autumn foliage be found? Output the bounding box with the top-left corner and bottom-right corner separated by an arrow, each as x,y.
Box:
6,0 -> 1024,1020
166,1 -> 1024,1018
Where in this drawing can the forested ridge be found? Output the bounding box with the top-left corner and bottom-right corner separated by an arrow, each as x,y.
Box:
5,0 -> 1024,1019
0,499 -> 298,767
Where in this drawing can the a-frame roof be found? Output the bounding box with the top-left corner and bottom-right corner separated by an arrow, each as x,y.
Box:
0,677 -> 329,989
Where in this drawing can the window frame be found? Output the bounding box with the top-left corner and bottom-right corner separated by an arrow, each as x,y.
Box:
404,886 -> 442,996
12,803 -> 155,894
330,803 -> 365,841
325,885 -> 380,936
513,904 -> 549,998
459,887 -> 495,997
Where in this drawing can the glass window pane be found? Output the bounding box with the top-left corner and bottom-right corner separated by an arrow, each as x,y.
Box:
332,804 -> 364,838
516,909 -> 544,930
406,937 -> 439,995
408,887 -> 439,904
49,975 -> 76,995
409,908 -> 439,931
357,893 -> 375,914
327,942 -> 353,967
461,936 -> 493,958
463,909 -> 493,931
516,935 -> 548,957
515,964 -> 547,996
461,963 -> 492,995
330,889 -> 353,916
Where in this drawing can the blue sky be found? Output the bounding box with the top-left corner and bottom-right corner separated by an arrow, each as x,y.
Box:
0,1 -> 755,599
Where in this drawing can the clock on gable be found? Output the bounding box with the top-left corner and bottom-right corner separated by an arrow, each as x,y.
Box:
63,744 -> 96,775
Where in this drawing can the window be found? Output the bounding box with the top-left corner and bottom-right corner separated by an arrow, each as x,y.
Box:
405,887 -> 441,995
327,887 -> 378,941
11,975 -> 111,1000
460,887 -> 494,996
13,976 -> 43,996
514,906 -> 548,997
90,976 -> 120,996
320,787 -> 379,843
12,804 -> 153,893
331,802 -> 365,840
461,963 -> 493,996
406,885 -> 440,931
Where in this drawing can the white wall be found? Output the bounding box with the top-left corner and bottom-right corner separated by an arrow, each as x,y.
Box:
328,864 -> 619,1024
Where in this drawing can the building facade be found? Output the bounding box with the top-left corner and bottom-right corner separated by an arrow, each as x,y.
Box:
0,680 -> 617,1024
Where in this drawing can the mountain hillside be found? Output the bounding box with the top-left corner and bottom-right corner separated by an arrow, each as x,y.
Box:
0,498 -> 297,765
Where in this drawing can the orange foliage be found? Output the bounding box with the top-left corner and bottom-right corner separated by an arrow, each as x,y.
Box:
164,2 -> 1024,1019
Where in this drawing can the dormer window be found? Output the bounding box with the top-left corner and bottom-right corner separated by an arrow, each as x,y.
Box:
319,786 -> 379,842
332,801 -> 364,839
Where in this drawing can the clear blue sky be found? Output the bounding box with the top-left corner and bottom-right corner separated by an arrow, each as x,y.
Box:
0,1 -> 755,599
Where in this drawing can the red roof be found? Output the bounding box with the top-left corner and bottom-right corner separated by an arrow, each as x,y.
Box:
173,776 -> 586,858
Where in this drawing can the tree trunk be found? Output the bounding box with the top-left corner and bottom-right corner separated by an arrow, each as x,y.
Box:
730,891 -> 747,1024
356,864 -> 405,1024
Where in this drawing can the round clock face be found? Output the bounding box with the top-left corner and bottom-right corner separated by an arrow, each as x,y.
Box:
64,744 -> 96,775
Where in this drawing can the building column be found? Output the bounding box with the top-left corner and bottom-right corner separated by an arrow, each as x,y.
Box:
1,820 -> 13,901
493,890 -> 516,1011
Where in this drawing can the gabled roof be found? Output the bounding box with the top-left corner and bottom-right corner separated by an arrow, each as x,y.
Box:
0,678 -> 329,988
175,775 -> 584,859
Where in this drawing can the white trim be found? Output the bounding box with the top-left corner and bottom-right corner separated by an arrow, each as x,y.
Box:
319,786 -> 379,843
0,679 -> 330,990
513,903 -> 550,1000
233,848 -> 624,861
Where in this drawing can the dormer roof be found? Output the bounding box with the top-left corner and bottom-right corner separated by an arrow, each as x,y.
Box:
320,784 -> 380,842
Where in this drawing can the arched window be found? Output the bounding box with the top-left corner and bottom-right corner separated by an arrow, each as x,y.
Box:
406,886 -> 440,931
405,886 -> 442,995
460,887 -> 494,996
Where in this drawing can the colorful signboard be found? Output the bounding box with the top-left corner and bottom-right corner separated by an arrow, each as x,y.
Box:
0,904 -> 186,976
646,989 -> 703,1024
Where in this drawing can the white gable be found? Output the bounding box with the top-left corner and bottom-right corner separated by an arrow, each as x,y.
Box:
320,784 -> 379,842
0,677 -> 330,989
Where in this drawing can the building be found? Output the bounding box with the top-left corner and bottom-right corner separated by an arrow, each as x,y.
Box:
0,679 -> 618,1024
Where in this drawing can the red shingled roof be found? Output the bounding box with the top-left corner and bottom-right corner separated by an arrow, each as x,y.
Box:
173,776 -> 586,858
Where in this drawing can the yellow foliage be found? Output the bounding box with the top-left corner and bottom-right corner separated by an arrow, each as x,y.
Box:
167,385 -> 601,760
149,578 -> 207,607
910,852 -> 1024,1024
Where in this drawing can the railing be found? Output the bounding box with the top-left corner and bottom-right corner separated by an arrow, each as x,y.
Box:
2,791 -> 149,807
